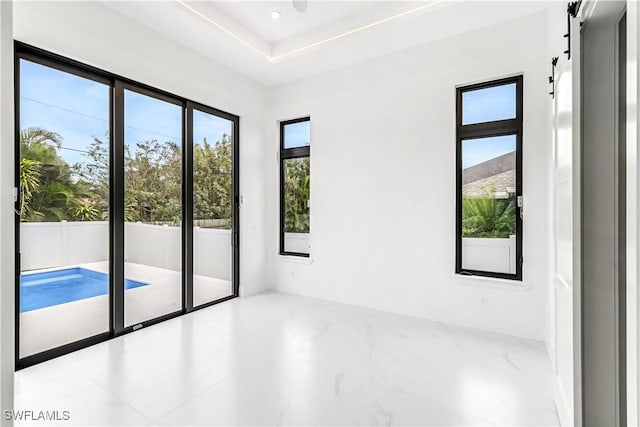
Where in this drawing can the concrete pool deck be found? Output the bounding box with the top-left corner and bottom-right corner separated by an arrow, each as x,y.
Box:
19,261 -> 232,358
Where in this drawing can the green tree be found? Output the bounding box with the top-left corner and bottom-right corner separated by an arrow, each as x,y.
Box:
124,139 -> 182,224
77,137 -> 185,224
74,202 -> 99,221
39,130 -> 234,227
283,157 -> 310,233
76,137 -> 110,219
19,158 -> 42,218
462,195 -> 515,238
193,135 -> 232,228
20,127 -> 94,222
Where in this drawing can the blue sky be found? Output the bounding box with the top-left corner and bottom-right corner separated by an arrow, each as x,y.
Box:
462,83 -> 516,125
463,135 -> 515,168
284,121 -> 310,148
461,83 -> 516,168
20,59 -> 231,167
21,58 -> 510,171
193,110 -> 232,148
124,90 -> 182,149
20,60 -> 109,165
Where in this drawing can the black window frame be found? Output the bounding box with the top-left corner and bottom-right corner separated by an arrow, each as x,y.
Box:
455,75 -> 523,281
279,117 -> 310,257
14,41 -> 240,369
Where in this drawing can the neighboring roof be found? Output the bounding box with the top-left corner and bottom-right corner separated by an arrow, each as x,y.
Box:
463,169 -> 515,197
463,152 -> 515,197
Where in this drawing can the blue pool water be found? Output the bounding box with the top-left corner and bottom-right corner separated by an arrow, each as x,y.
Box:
20,268 -> 148,313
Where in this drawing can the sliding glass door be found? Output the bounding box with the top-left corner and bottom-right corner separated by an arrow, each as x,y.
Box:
17,58 -> 111,359
191,106 -> 235,307
15,43 -> 240,368
123,88 -> 183,327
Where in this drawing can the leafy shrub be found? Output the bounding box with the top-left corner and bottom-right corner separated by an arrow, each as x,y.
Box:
462,195 -> 515,238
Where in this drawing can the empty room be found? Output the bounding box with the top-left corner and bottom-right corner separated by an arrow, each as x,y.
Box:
0,0 -> 638,426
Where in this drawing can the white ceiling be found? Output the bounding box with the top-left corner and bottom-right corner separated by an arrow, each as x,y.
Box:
175,0 -> 433,59
102,1 -> 551,87
212,1 -> 386,44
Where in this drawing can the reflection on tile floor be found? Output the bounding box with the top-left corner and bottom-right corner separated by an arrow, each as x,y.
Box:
15,292 -> 560,426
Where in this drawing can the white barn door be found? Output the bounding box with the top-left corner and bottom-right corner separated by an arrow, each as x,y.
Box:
551,12 -> 582,427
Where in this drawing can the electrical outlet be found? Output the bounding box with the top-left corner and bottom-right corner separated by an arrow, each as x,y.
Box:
480,296 -> 488,307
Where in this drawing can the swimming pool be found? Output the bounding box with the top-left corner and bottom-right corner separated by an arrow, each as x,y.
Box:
20,268 -> 148,312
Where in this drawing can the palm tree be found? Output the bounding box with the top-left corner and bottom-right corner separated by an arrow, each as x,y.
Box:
20,127 -> 62,151
19,128 -> 63,220
74,202 -> 99,221
19,127 -> 92,222
19,158 -> 41,217
462,195 -> 515,238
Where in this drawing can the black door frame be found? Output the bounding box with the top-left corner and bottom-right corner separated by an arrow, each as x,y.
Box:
14,41 -> 240,369
186,100 -> 241,311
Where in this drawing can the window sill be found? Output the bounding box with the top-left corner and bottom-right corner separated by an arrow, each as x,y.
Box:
279,255 -> 313,265
452,274 -> 529,290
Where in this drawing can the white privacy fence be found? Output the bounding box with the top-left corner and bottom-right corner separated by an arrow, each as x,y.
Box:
20,223 -> 511,277
20,221 -> 232,280
284,232 -> 310,254
125,222 -> 181,272
462,235 -> 516,274
20,221 -> 110,270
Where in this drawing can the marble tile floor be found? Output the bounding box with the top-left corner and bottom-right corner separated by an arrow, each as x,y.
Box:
14,292 -> 560,426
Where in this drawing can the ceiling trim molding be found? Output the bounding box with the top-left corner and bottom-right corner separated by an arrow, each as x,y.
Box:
177,0 -> 272,60
178,0 -> 444,63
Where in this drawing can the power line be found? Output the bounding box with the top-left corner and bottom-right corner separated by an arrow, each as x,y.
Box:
21,96 -> 182,142
21,96 -> 107,123
30,140 -> 91,157
124,124 -> 181,143
57,146 -> 91,155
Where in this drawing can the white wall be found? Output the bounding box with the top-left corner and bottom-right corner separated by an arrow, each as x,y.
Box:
267,11 -> 552,341
0,0 -> 14,421
12,0 -> 269,297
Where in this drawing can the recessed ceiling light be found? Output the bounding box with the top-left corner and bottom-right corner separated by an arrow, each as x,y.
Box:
178,0 -> 444,62
271,11 -> 281,20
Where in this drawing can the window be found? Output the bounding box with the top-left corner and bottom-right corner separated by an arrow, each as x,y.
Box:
456,76 -> 523,280
15,42 -> 239,368
280,117 -> 310,256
